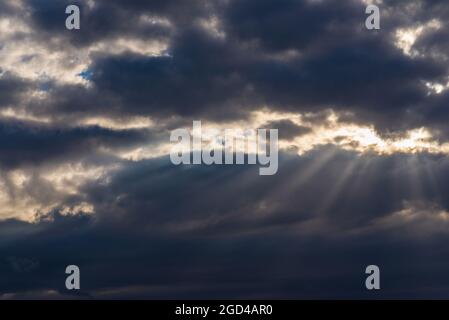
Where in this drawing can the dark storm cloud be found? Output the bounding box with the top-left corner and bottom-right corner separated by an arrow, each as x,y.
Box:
48,31 -> 438,126
265,119 -> 311,141
224,0 -> 364,52
79,147 -> 449,234
3,0 -> 449,300
220,0 -> 449,131
0,73 -> 30,109
27,0 -> 144,45
3,148 -> 449,298
20,0 -> 447,135
25,0 -> 215,47
88,37 -> 254,120
29,82 -> 121,120
408,92 -> 449,140
0,119 -> 152,169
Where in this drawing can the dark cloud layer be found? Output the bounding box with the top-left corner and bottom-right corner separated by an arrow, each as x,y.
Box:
0,74 -> 30,109
2,0 -> 449,299
17,0 -> 449,133
2,149 -> 449,298
0,119 -> 152,169
28,0 -> 174,47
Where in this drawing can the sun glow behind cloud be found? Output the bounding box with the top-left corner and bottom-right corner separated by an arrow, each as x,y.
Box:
1,99 -> 449,223
394,19 -> 442,57
0,11 -> 170,87
0,163 -> 114,221
114,109 -> 449,164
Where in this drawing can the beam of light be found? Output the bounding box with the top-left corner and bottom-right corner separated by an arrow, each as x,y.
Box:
315,156 -> 361,215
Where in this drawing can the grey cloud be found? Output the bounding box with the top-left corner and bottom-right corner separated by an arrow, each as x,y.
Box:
19,0 -> 448,136
1,148 -> 449,298
0,119 -> 153,169
265,119 -> 311,141
0,74 -> 31,109
2,0 -> 449,300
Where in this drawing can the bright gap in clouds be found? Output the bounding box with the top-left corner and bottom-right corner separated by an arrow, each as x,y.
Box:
118,110 -> 449,162
394,19 -> 442,57
2,107 -> 447,223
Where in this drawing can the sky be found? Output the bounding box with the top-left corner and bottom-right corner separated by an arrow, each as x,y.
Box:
1,0 -> 449,299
